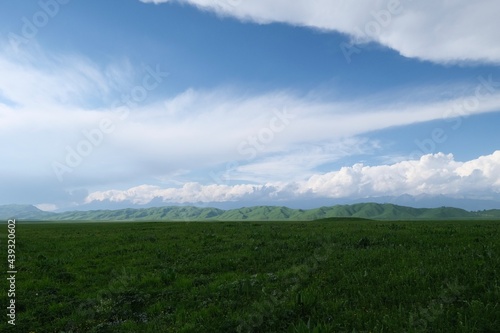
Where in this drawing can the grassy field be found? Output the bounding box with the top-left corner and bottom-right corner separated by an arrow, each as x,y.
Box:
1,219 -> 499,332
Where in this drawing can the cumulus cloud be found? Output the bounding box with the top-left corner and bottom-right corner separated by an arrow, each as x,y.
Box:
85,151 -> 500,204
85,183 -> 273,204
300,151 -> 500,199
139,0 -> 500,64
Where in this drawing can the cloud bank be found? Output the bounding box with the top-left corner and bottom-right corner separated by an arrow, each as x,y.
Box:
139,0 -> 500,64
85,151 -> 500,205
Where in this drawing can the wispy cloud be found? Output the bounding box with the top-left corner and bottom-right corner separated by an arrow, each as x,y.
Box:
0,43 -> 124,108
2,41 -> 500,209
220,137 -> 382,184
77,84 -> 500,189
1,42 -> 500,188
139,0 -> 500,64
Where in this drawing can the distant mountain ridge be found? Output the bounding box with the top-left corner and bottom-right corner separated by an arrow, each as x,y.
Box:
1,203 -> 500,221
0,204 -> 55,220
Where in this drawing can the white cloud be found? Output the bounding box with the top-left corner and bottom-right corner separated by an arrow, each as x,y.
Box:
2,42 -> 500,209
2,55 -> 500,187
139,0 -> 500,64
85,183 -> 271,204
74,82 -> 500,190
303,151 -> 500,199
86,151 -> 500,204
223,137 -> 382,183
0,43 -> 123,108
0,44 -> 136,182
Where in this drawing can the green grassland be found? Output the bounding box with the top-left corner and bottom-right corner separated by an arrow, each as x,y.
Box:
1,219 -> 499,332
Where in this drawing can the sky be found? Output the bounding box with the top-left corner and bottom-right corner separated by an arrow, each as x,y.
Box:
1,0 -> 500,211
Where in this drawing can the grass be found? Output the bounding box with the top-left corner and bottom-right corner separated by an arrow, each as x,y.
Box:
1,219 -> 499,332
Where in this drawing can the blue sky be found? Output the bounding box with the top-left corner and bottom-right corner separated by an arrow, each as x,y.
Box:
1,0 -> 500,211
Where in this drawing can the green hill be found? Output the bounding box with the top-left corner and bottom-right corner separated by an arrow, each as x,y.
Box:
0,204 -> 55,220
53,206 -> 225,221
1,203 -> 499,222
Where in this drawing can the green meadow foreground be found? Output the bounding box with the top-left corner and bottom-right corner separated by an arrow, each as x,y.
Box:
1,220 -> 499,332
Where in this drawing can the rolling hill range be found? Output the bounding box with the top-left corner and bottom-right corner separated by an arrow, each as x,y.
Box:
1,203 -> 500,221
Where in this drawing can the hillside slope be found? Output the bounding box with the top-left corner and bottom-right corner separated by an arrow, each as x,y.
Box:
2,203 -> 500,221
